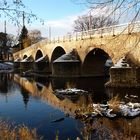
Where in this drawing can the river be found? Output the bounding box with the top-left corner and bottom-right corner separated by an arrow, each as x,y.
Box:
0,73 -> 139,140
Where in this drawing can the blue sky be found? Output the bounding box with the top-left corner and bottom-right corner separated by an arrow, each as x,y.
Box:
24,0 -> 87,38
0,0 -> 87,37
24,0 -> 86,20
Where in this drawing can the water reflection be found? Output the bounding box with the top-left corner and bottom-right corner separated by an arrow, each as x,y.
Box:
14,75 -> 80,115
0,73 -> 139,140
0,73 -> 8,93
51,77 -> 109,104
20,87 -> 30,109
0,73 -> 17,102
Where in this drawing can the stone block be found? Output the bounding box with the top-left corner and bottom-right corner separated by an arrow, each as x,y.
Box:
52,61 -> 81,77
105,67 -> 140,88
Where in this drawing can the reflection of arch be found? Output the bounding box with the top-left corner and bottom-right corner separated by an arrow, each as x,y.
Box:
23,55 -> 28,59
8,52 -> 14,61
35,50 -> 43,60
51,46 -> 66,62
82,48 -> 111,76
36,82 -> 44,91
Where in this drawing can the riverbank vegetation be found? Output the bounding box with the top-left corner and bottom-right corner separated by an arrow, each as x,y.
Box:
0,120 -> 42,140
75,95 -> 140,119
0,120 -> 81,140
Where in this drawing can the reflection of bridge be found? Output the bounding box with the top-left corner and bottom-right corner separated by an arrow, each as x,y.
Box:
13,75 -> 140,140
13,22 -> 140,86
14,74 -> 84,116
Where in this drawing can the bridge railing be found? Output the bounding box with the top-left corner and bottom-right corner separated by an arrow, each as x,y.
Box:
49,21 -> 140,43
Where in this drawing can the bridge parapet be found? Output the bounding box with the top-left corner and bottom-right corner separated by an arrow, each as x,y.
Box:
49,21 -> 140,44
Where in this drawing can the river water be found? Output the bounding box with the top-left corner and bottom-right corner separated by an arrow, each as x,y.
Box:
0,73 -> 139,140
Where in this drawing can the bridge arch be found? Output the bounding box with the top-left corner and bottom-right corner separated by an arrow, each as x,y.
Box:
23,55 -> 28,60
35,50 -> 44,60
51,46 -> 66,63
82,48 -> 113,76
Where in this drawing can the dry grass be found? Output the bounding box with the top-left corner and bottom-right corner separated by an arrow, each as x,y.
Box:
0,120 -> 42,140
66,82 -> 76,89
108,95 -> 121,113
75,95 -> 122,118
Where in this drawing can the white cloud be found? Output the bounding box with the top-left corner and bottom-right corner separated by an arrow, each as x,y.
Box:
26,14 -> 80,38
42,16 -> 76,38
90,5 -> 111,17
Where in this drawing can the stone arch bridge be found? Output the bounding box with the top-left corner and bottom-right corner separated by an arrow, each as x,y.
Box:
13,22 -> 140,81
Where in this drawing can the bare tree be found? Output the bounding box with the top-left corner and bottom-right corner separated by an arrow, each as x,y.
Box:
0,32 -> 14,60
71,0 -> 140,24
73,14 -> 116,32
6,34 -> 17,47
0,0 -> 45,51
28,29 -> 44,45
0,0 -> 44,27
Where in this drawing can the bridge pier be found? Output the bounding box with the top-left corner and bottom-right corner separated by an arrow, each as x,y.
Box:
20,56 -> 34,72
53,61 -> 81,77
105,58 -> 140,88
20,62 -> 33,72
34,56 -> 50,74
52,50 -> 81,77
14,58 -> 21,71
34,62 -> 50,74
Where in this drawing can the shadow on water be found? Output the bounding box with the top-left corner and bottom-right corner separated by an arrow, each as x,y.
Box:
51,77 -> 109,104
0,73 -> 139,140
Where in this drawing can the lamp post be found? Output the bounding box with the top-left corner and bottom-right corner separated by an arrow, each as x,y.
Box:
48,26 -> 51,41
22,11 -> 25,26
89,10 -> 92,31
89,10 -> 92,38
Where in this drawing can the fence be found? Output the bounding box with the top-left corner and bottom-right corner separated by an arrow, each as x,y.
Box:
50,21 -> 140,43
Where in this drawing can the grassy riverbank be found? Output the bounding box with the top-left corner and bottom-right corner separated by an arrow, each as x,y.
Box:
0,120 -> 42,140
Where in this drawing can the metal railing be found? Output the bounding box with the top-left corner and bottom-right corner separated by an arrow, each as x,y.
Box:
49,21 -> 140,43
